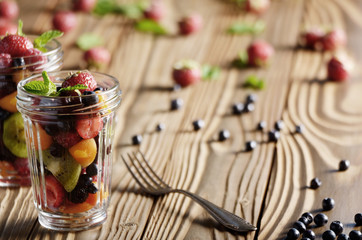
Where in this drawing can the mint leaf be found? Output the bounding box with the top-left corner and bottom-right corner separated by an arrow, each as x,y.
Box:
135,19 -> 167,35
202,65 -> 221,81
34,30 -> 63,52
93,0 -> 145,18
232,51 -> 248,68
23,71 -> 57,96
42,71 -> 57,95
227,21 -> 265,35
56,84 -> 88,96
76,33 -> 103,51
93,0 -> 118,16
17,20 -> 25,37
243,75 -> 265,90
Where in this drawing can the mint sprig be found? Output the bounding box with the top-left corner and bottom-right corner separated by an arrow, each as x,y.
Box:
202,65 -> 221,81
24,71 -> 57,96
227,21 -> 265,35
243,75 -> 265,90
135,19 -> 168,35
34,30 -> 63,52
76,33 -> 103,51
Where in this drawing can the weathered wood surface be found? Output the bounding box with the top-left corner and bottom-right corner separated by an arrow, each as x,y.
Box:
1,0 -> 362,239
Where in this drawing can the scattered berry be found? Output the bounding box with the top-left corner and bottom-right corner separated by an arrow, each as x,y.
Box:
314,213 -> 328,227
302,212 -> 314,225
274,120 -> 284,131
268,130 -> 280,142
322,197 -> 335,211
337,234 -> 350,240
247,40 -> 274,67
330,221 -> 343,235
73,0 -> 97,12
355,213 -> 362,226
327,57 -> 349,82
143,0 -> 165,22
232,102 -> 244,115
293,220 -> 306,234
349,230 -> 362,240
310,177 -> 322,189
0,0 -> 19,20
0,18 -> 17,35
257,121 -> 266,130
172,59 -> 201,87
322,230 -> 336,240
218,129 -> 230,141
84,47 -> 111,69
287,228 -> 300,240
178,13 -> 203,35
321,29 -> 347,51
44,175 -> 66,208
170,98 -> 183,110
303,229 -> 316,240
132,134 -> 142,145
192,119 -> 205,131
298,217 -> 309,226
246,94 -> 257,103
245,0 -> 270,15
299,28 -> 324,49
52,11 -> 77,33
62,71 -> 97,93
0,34 -> 34,57
156,123 -> 165,132
338,159 -> 350,171
243,103 -> 255,113
245,140 -> 257,151
296,124 -> 304,134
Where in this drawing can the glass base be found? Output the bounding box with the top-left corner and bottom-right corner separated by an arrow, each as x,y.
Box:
38,209 -> 107,231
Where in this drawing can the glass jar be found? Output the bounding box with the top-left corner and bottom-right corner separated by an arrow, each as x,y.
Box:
0,36 -> 63,187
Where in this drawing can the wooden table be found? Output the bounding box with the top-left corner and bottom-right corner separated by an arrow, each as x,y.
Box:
1,0 -> 362,239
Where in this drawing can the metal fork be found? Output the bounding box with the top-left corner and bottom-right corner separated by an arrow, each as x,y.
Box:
121,151 -> 257,233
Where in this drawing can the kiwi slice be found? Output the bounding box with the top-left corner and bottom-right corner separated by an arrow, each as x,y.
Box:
3,112 -> 28,158
41,149 -> 81,192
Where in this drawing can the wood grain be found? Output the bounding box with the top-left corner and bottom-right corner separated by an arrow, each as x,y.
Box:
1,0 -> 362,239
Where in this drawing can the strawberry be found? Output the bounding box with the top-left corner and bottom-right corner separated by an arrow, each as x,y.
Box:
13,158 -> 30,176
0,0 -> 19,20
178,14 -> 203,35
320,29 -> 346,51
76,115 -> 103,139
53,131 -> 82,148
62,71 -> 97,93
299,28 -> 324,49
245,0 -> 270,15
83,47 -> 111,69
143,0 -> 165,22
247,40 -> 274,67
73,0 -> 96,12
24,48 -> 48,71
172,59 -> 201,87
44,175 -> 66,208
327,57 -> 349,82
52,11 -> 77,33
0,34 -> 34,56
0,18 -> 17,35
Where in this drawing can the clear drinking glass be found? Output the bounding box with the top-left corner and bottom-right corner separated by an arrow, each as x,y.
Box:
0,36 -> 63,187
16,71 -> 121,231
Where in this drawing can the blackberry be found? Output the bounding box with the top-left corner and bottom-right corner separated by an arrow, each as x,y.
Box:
132,135 -> 142,145
86,163 -> 98,176
310,177 -> 322,189
322,198 -> 335,211
303,229 -> 316,240
69,186 -> 88,203
322,230 -> 336,240
287,228 -> 300,240
218,129 -> 230,141
192,119 -> 205,131
314,213 -> 328,227
82,91 -> 99,106
78,174 -> 93,187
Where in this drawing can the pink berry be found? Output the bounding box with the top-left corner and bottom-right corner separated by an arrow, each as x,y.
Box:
0,0 -> 19,20
245,0 -> 270,15
178,14 -> 203,35
143,0 -> 165,22
327,57 -> 348,82
247,40 -> 274,67
0,53 -> 12,69
299,28 -> 324,49
73,0 -> 97,12
320,29 -> 346,51
172,59 -> 201,87
52,11 -> 77,33
84,47 -> 111,69
0,18 -> 17,35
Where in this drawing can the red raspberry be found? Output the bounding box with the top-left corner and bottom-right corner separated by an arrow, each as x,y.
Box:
53,131 -> 82,148
327,57 -> 348,82
143,0 -> 165,22
52,11 -> 77,33
247,40 -> 274,67
245,0 -> 270,15
320,29 -> 346,51
24,48 -> 48,71
0,34 -> 34,56
13,158 -> 30,176
0,0 -> 19,20
0,18 -> 17,35
178,14 -> 203,35
84,47 -> 111,69
62,71 -> 97,93
73,0 -> 96,12
299,28 -> 324,49
172,59 -> 202,87
44,175 -> 66,208
0,53 -> 12,70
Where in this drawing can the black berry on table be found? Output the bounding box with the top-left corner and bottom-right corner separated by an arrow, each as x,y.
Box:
338,159 -> 350,171
322,197 -> 335,211
349,230 -> 362,240
246,93 -> 257,103
330,220 -> 343,235
274,120 -> 284,131
257,121 -> 266,131
170,98 -> 183,110
243,102 -> 255,113
132,135 -> 143,145
337,233 -> 350,240
314,213 -> 328,226
301,212 -> 314,225
218,129 -> 230,141
310,177 -> 322,189
156,123 -> 165,132
303,229 -> 316,240
322,230 -> 336,240
287,228 -> 300,240
298,217 -> 309,226
268,130 -> 280,142
293,220 -> 306,233
192,119 -> 205,131
245,140 -> 257,151
355,213 -> 362,226
295,124 -> 304,134
232,102 -> 244,115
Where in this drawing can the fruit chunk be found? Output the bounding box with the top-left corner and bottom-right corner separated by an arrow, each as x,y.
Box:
61,71 -> 97,93
172,59 -> 201,87
3,112 -> 27,158
0,91 -> 18,113
69,138 -> 97,168
61,192 -> 97,213
327,57 -> 348,82
76,115 -> 103,139
44,175 -> 66,208
42,149 -> 81,192
29,124 -> 53,151
247,40 -> 274,67
13,158 -> 29,176
53,130 -> 81,148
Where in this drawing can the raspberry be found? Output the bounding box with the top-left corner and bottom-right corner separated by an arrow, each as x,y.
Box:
245,0 -> 270,15
0,18 -> 17,35
299,28 -> 324,49
53,131 -> 82,148
143,0 -> 165,22
24,48 -> 48,71
52,11 -> 77,33
172,59 -> 201,87
73,0 -> 97,12
0,0 -> 19,20
83,47 -> 111,69
327,57 -> 348,82
321,29 -> 346,51
178,14 -> 203,35
62,71 -> 97,93
0,34 -> 34,57
247,40 -> 274,67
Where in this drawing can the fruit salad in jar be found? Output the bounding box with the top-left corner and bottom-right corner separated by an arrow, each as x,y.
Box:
0,21 -> 63,186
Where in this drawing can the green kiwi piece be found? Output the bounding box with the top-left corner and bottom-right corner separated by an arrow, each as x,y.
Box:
41,149 -> 81,192
3,112 -> 28,158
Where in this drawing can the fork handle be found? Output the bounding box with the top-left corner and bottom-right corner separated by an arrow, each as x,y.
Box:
172,189 -> 257,232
